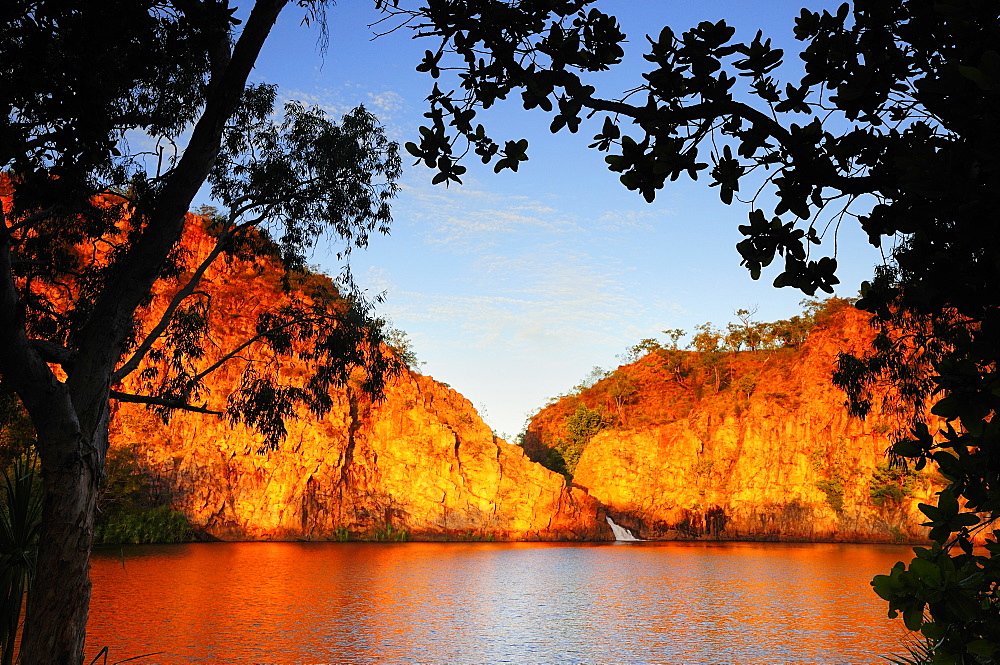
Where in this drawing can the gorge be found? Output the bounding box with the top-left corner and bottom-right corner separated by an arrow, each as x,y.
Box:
109,217 -> 935,544
109,218 -> 609,542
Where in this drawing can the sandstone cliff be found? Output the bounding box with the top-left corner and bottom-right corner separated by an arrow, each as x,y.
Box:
524,305 -> 939,543
110,218 -> 612,542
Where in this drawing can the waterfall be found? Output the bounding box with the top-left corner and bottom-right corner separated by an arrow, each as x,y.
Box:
606,516 -> 640,541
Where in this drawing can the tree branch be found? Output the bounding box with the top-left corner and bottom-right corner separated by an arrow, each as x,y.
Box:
109,390 -> 222,415
578,94 -> 880,196
70,0 -> 290,431
29,339 -> 77,367
0,224 -> 73,432
6,206 -> 57,235
186,311 -> 333,388
112,228 -> 234,384
113,198 -> 285,385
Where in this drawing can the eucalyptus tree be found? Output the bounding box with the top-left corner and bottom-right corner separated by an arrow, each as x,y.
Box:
386,0 -> 1000,659
1,1 -> 401,661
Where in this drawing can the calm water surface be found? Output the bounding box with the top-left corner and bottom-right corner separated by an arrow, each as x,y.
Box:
87,541 -> 915,664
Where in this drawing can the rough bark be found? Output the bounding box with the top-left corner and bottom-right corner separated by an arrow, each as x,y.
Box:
20,424 -> 102,665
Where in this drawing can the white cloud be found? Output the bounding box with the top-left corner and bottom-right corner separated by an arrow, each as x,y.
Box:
378,253 -> 643,354
278,86 -> 410,140
348,174 -> 697,435
280,89 -> 353,118
367,90 -> 405,115
596,208 -> 676,232
393,178 -> 583,252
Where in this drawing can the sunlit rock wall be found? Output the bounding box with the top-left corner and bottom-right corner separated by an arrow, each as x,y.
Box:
110,219 -> 612,542
527,307 -> 939,543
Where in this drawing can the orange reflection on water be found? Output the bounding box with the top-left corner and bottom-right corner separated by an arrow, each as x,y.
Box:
87,541 -> 915,664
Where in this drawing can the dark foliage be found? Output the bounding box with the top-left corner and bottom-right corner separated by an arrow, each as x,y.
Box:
389,0 -> 1000,658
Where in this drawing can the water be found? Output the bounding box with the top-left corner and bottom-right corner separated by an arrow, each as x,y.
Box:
87,541 -> 916,664
606,516 -> 641,541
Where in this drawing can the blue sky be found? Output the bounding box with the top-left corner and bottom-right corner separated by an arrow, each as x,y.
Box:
239,0 -> 885,437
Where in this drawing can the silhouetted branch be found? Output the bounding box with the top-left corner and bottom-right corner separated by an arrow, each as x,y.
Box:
109,390 -> 222,415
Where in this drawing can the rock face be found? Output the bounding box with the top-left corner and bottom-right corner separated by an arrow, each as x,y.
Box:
108,216 -> 935,544
525,306 -> 939,543
110,219 -> 612,542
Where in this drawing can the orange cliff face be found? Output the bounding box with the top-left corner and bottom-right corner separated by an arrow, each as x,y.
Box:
525,306 -> 941,543
110,218 -> 612,542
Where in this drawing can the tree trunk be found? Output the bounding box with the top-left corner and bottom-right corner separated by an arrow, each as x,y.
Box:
20,416 -> 103,664
2,4 -> 288,660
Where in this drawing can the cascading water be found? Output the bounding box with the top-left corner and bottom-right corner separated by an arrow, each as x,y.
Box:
606,516 -> 640,541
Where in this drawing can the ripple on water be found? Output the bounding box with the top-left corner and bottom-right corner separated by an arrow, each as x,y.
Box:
87,541 -> 914,664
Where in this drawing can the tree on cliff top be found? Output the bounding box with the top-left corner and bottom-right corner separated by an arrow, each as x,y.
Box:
386,0 -> 1000,660
0,1 -> 402,661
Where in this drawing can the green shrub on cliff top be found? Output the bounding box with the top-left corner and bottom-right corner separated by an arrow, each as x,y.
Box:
534,404 -> 608,482
563,405 -> 607,477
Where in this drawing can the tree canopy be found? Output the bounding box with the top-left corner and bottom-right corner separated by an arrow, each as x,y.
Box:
1,1 -> 402,661
388,0 -> 1000,660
